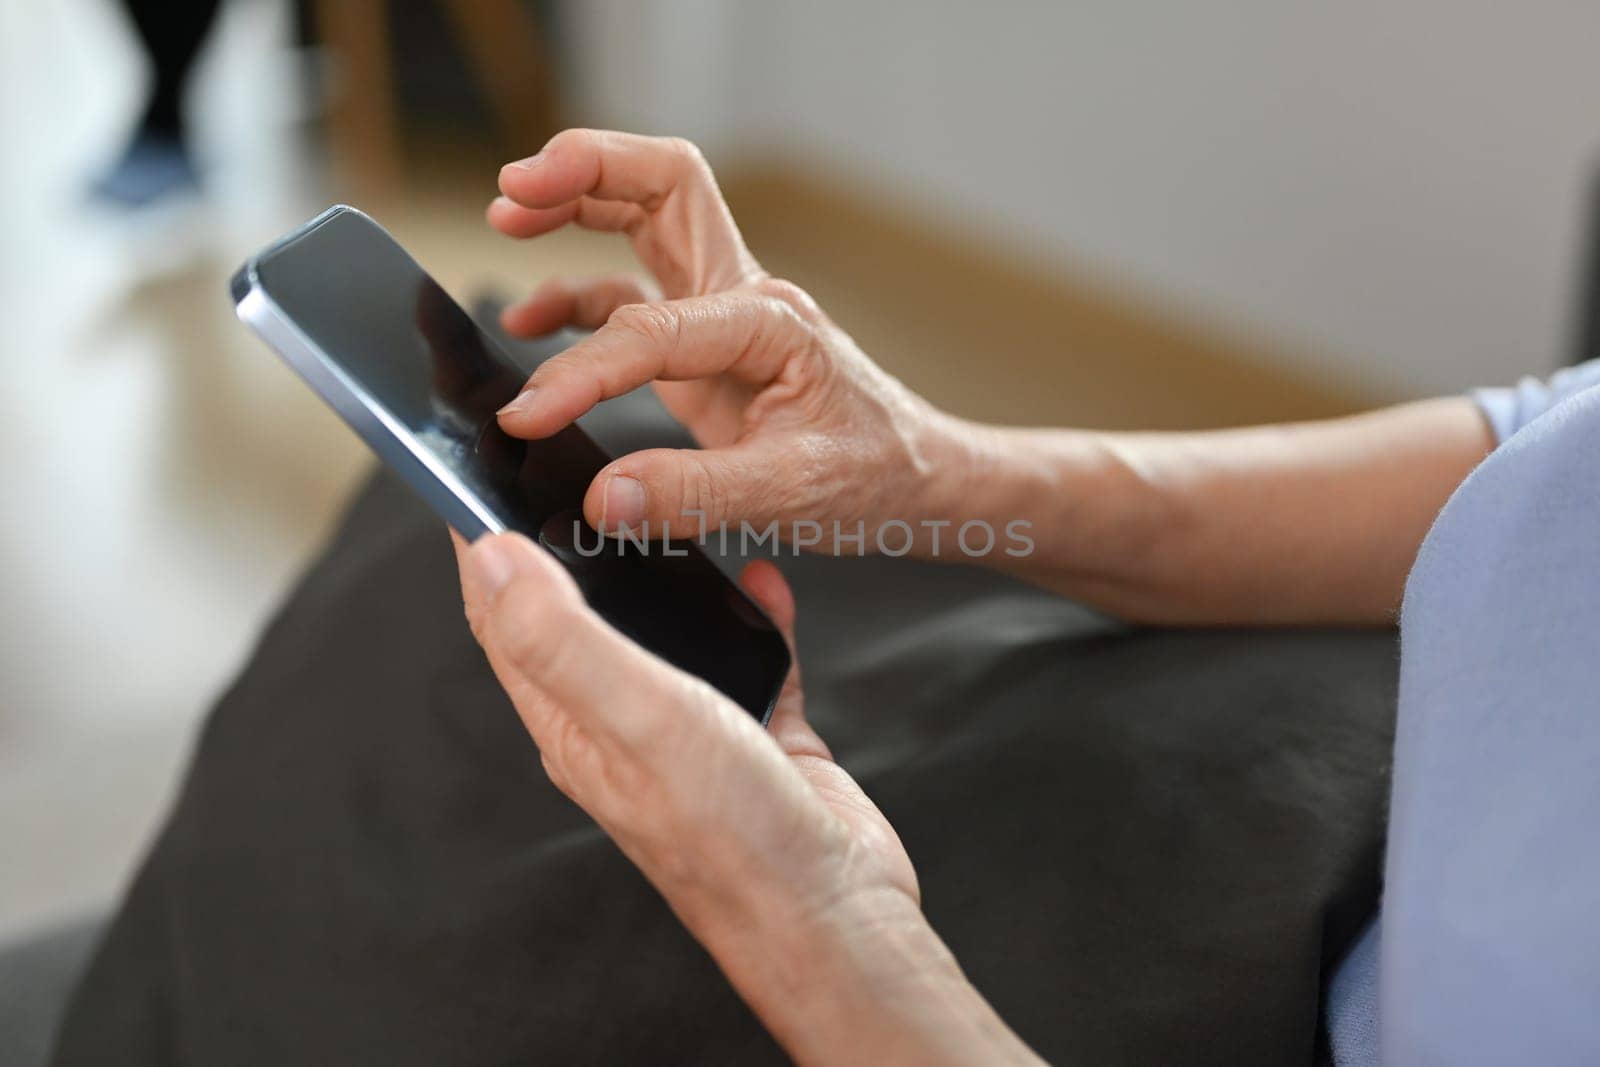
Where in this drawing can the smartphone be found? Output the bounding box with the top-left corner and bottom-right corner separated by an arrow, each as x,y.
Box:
231,205 -> 790,723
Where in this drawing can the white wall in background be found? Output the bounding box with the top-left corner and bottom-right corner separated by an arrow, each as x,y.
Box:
559,0 -> 745,151
564,1 -> 1600,397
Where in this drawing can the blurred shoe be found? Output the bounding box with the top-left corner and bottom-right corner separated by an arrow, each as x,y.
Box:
90,132 -> 200,210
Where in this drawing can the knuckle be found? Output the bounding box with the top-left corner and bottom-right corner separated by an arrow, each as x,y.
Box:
547,717 -> 593,785
737,293 -> 823,378
594,274 -> 647,314
680,453 -> 728,521
748,291 -> 811,337
545,127 -> 590,154
494,602 -> 554,676
573,279 -> 621,320
609,301 -> 680,349
753,277 -> 819,319
663,135 -> 710,175
490,580 -> 581,680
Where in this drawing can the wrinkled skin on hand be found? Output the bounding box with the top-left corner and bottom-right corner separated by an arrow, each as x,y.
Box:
487,128 -> 967,547
454,534 -> 920,1018
460,130 -> 1044,1067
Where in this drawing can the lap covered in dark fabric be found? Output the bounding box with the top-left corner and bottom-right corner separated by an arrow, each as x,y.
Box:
51,320 -> 1396,1066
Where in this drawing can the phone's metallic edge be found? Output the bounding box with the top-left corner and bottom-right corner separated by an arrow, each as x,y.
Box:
230,205 -> 506,542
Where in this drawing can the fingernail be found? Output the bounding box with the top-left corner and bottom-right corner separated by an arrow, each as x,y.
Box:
468,536 -> 519,596
507,151 -> 545,171
497,389 -> 537,417
602,475 -> 647,532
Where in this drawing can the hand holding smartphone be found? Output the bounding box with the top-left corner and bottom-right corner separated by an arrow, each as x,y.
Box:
232,206 -> 790,722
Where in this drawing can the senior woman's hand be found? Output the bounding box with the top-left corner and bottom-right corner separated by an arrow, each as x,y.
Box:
454,531 -> 1040,1065
487,129 -> 978,551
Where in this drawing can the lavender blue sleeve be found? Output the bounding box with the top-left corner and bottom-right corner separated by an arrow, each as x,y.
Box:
1328,359 -> 1600,1067
1379,381 -> 1600,1064
1472,359 -> 1600,443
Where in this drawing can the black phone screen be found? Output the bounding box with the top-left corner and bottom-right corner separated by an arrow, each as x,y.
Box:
241,208 -> 789,722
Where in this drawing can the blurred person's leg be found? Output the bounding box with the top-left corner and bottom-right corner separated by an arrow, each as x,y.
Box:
93,0 -> 222,208
126,0 -> 221,139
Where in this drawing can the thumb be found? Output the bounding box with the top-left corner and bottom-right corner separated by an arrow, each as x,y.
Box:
582,440 -> 787,539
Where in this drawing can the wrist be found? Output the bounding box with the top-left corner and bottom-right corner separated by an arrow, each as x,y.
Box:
905,413 -> 1072,561
719,885 -> 1038,1066
919,420 -> 1177,594
901,410 -> 1006,546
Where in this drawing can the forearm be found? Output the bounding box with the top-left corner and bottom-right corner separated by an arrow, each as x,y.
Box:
925,397 -> 1494,625
690,886 -> 1042,1067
